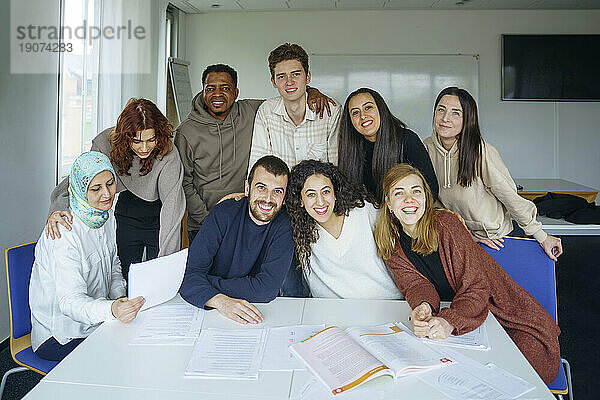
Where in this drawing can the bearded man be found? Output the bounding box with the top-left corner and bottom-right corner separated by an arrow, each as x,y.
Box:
179,155 -> 294,324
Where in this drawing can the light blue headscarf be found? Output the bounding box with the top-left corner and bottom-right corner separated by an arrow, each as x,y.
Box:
68,151 -> 117,229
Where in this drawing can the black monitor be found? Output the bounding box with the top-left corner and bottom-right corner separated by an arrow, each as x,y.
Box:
502,34 -> 600,101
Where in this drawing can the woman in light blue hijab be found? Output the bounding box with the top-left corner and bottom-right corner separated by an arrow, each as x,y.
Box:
29,151 -> 145,361
68,151 -> 118,228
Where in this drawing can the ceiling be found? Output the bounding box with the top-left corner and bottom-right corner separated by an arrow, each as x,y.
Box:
170,0 -> 600,13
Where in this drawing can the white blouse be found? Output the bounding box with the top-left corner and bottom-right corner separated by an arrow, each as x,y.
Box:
305,203 -> 403,300
29,210 -> 126,350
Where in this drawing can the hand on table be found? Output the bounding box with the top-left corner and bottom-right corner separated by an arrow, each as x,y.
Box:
424,317 -> 454,340
410,302 -> 433,338
206,294 -> 263,324
111,296 -> 145,323
540,235 -> 563,261
45,210 -> 73,239
217,192 -> 245,204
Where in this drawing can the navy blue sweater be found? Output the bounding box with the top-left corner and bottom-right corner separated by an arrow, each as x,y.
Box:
179,198 -> 294,308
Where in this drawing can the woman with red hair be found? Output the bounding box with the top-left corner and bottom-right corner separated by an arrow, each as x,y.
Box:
45,98 -> 185,280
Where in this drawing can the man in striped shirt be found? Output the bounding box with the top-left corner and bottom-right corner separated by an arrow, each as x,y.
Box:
248,43 -> 342,174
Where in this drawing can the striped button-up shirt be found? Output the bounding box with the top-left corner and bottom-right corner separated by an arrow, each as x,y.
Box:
248,95 -> 341,174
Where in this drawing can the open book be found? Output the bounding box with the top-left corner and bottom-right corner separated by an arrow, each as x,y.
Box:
290,322 -> 454,396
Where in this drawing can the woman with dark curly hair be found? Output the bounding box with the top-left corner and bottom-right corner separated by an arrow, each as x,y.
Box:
286,159 -> 402,299
45,98 -> 185,280
338,87 -> 438,204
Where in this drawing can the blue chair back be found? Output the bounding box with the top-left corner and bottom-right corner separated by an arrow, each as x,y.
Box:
4,241 -> 59,379
5,242 -> 37,340
480,237 -> 557,321
481,237 -> 569,395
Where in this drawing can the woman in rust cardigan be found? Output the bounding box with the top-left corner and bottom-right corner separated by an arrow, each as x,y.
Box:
374,163 -> 561,384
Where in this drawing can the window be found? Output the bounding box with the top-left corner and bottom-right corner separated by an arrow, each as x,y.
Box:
56,0 -> 153,181
57,0 -> 98,181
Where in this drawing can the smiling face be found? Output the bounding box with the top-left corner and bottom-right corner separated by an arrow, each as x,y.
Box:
271,59 -> 310,102
300,174 -> 336,226
348,92 -> 381,142
203,71 -> 239,120
387,173 -> 426,236
434,94 -> 464,149
245,166 -> 288,225
86,170 -> 117,211
130,128 -> 157,159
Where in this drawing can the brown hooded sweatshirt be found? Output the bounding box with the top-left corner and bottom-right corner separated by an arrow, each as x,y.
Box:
174,93 -> 263,230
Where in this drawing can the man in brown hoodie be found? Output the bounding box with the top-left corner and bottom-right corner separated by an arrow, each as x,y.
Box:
175,64 -> 333,242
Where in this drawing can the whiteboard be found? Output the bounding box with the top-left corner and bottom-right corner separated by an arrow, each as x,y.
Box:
168,57 -> 193,123
309,54 -> 479,139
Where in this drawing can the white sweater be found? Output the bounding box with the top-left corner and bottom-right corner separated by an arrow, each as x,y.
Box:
305,203 -> 403,299
29,210 -> 126,350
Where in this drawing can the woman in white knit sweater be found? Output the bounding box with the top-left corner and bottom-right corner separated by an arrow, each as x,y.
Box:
423,87 -> 562,260
285,160 -> 402,299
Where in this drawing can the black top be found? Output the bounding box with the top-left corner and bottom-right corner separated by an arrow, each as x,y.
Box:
361,129 -> 439,203
398,230 -> 455,302
115,190 -> 161,229
362,139 -> 376,198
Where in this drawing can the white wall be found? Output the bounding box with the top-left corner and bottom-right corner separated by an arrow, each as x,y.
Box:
0,1 -> 59,339
186,9 -> 600,192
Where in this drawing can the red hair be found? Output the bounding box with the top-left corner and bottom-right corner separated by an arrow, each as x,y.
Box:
109,98 -> 173,176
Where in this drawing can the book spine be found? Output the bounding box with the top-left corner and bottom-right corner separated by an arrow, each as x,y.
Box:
331,365 -> 390,395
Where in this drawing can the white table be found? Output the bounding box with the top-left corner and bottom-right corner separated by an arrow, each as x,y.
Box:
538,215 -> 600,236
23,296 -> 554,399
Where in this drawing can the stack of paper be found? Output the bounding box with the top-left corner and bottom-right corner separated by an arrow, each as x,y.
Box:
130,302 -> 204,345
418,349 -> 535,399
185,328 -> 267,379
260,325 -> 325,371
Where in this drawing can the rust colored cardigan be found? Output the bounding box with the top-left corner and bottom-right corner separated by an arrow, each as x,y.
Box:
386,211 -> 560,382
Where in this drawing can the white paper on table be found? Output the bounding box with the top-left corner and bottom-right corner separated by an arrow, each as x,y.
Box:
260,324 -> 326,370
418,349 -> 535,399
185,328 -> 267,379
130,302 -> 204,345
292,378 -> 386,400
128,248 -> 188,310
419,324 -> 490,351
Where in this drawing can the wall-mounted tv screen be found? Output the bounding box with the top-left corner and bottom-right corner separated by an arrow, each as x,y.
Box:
502,34 -> 600,101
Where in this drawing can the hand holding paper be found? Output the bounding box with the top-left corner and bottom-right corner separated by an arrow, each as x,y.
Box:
128,248 -> 188,310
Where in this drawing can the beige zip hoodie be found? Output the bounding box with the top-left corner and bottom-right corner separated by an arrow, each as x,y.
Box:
423,133 -> 546,243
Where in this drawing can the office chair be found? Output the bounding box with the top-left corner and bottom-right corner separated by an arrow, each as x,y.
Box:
1,242 -> 59,399
481,237 -> 572,400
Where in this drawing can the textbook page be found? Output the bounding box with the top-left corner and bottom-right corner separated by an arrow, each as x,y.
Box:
260,325 -> 326,371
130,302 -> 203,345
290,326 -> 393,396
413,324 -> 490,350
418,349 -> 535,399
345,322 -> 454,377
128,248 -> 188,310
185,328 -> 267,379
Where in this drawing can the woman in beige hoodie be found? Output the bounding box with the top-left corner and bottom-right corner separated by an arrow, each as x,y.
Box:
423,87 -> 562,260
